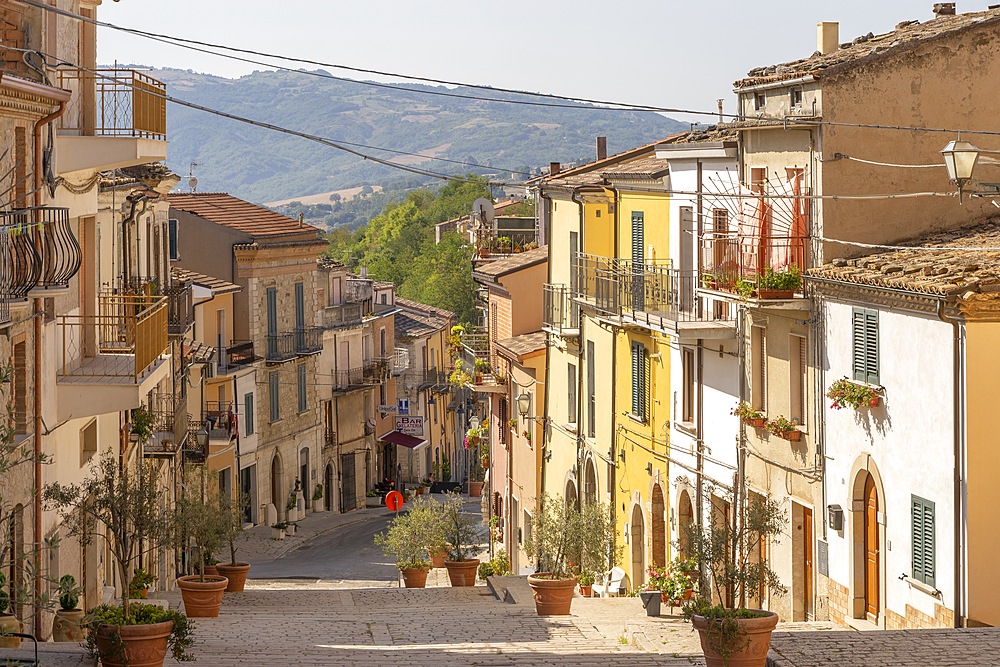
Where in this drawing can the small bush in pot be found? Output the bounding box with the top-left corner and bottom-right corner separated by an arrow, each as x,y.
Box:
217,492 -> 253,592
374,495 -> 441,588
175,476 -> 230,617
442,493 -> 486,586
84,602 -> 193,666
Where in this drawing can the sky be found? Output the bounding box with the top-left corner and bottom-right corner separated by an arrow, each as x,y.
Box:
97,1 -> 998,123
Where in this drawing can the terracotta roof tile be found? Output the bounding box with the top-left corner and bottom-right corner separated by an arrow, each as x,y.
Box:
394,310 -> 446,338
496,331 -> 547,360
808,219 -> 1000,296
395,297 -> 455,321
167,192 -> 323,238
473,246 -> 547,279
601,156 -> 671,180
171,267 -> 241,294
736,9 -> 1000,89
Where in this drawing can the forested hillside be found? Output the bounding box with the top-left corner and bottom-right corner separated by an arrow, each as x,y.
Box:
150,67 -> 687,203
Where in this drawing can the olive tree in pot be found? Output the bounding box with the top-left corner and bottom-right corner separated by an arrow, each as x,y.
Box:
374,496 -> 442,588
216,492 -> 252,592
44,453 -> 194,667
523,494 -> 587,615
682,491 -> 786,667
175,477 -> 229,617
442,494 -> 486,587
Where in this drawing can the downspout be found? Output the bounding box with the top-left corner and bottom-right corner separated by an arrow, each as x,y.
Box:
571,190 -> 587,508
937,298 -> 966,627
695,160 -> 705,549
32,98 -> 66,636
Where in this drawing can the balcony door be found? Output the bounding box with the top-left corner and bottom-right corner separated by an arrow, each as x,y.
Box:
631,211 -> 644,311
294,282 -> 305,350
266,287 -> 277,358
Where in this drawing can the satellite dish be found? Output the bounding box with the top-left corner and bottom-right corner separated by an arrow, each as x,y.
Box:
187,176 -> 198,192
471,198 -> 494,226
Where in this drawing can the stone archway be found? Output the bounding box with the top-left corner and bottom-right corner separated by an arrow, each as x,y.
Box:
631,503 -> 645,588
677,489 -> 694,559
270,453 -> 284,519
651,484 -> 666,568
848,455 -> 885,626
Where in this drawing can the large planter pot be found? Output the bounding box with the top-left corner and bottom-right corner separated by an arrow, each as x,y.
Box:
468,481 -> 483,497
365,496 -> 381,508
444,559 -> 480,587
692,610 -> 779,667
217,562 -> 252,592
0,614 -> 20,648
52,608 -> 86,642
400,566 -> 430,589
757,289 -> 794,299
527,574 -> 577,616
429,549 -> 447,569
202,565 -> 219,577
95,619 -> 174,667
177,575 -> 229,618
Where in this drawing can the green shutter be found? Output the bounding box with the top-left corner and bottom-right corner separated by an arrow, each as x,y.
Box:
298,364 -> 307,413
631,342 -> 641,417
852,308 -> 880,385
865,309 -> 879,385
269,371 -> 280,422
244,393 -> 254,436
911,495 -> 935,586
631,212 -> 645,311
852,308 -> 866,382
642,344 -> 650,422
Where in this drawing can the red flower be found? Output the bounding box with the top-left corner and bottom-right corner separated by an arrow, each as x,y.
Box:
869,397 -> 879,406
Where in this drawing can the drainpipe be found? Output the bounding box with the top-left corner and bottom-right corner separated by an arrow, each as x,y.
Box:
937,299 -> 966,627
31,97 -> 66,637
695,160 -> 705,550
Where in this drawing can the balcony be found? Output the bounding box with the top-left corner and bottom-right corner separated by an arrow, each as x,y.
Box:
145,392 -> 188,458
55,293 -> 171,421
543,283 -> 579,337
166,281 -> 194,336
700,233 -> 809,300
182,424 -> 208,463
460,326 -> 492,367
472,218 -> 539,261
265,327 -> 323,364
322,301 -> 364,329
217,340 -> 256,374
387,348 -> 409,375
323,427 -> 336,448
55,68 -> 168,173
0,208 -> 81,305
332,360 -> 390,394
205,401 -> 235,441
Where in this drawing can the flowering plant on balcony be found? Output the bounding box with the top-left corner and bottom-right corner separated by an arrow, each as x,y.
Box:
731,401 -> 765,426
765,415 -> 799,439
449,360 -> 472,388
757,266 -> 802,291
826,377 -> 880,410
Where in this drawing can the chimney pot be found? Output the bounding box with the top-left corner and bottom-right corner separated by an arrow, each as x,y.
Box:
549,162 -> 561,176
817,21 -> 839,55
596,137 -> 607,161
933,3 -> 956,16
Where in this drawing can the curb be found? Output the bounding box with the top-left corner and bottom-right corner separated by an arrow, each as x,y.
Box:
270,508 -> 391,560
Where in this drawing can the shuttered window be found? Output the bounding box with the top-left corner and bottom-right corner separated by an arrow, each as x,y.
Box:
269,371 -> 280,422
631,212 -> 644,310
567,363 -> 577,424
852,308 -> 879,385
790,335 -> 806,425
682,348 -> 695,423
244,393 -> 254,436
167,218 -> 179,260
587,341 -> 596,438
631,341 -> 648,421
751,326 -> 766,411
911,495 -> 935,587
297,364 -> 307,413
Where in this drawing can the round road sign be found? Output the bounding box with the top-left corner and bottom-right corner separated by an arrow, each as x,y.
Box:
385,491 -> 404,512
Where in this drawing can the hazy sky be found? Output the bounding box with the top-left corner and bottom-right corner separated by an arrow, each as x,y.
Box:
98,1 -> 996,123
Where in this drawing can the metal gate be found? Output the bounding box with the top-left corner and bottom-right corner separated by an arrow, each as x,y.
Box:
340,452 -> 356,512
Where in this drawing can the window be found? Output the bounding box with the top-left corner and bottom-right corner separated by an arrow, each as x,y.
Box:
13,341 -> 26,433
790,88 -> 803,108
754,92 -> 766,111
790,335 -> 807,424
168,219 -> 179,259
852,308 -> 879,385
751,326 -> 766,411
266,287 -> 278,357
567,363 -> 577,424
80,419 -> 97,465
269,371 -> 280,422
631,341 -> 649,421
569,231 -> 579,294
244,393 -> 255,436
911,495 -> 935,587
297,364 -> 307,413
682,348 -> 695,424
499,398 -> 509,446
587,340 -> 596,438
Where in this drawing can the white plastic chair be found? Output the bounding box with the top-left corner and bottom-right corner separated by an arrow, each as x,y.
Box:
592,566 -> 627,598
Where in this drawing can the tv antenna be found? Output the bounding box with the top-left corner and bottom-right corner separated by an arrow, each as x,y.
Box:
187,162 -> 201,192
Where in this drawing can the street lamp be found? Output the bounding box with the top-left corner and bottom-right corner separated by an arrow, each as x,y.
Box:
516,392 -> 531,418
468,416 -> 480,431
196,426 -> 209,452
942,139 -> 980,204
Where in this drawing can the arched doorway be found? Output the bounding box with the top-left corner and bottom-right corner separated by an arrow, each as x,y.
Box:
270,453 -> 283,519
584,459 -> 598,506
678,490 -> 694,559
565,478 -> 579,509
862,472 -> 880,622
651,485 -> 666,567
324,463 -> 334,512
631,503 -> 645,589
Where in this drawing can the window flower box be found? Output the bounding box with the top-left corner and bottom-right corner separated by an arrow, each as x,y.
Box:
826,377 -> 881,410
765,415 -> 800,441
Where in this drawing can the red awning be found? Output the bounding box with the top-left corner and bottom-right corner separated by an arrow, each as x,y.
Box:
379,430 -> 426,449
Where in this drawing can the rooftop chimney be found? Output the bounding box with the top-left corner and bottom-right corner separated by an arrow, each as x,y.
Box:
549,162 -> 561,176
817,22 -> 839,55
596,136 -> 607,161
933,3 -> 956,16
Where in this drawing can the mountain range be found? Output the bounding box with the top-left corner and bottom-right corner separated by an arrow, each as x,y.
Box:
145,67 -> 688,204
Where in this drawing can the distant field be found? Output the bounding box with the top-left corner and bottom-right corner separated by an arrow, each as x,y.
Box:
266,185 -> 384,208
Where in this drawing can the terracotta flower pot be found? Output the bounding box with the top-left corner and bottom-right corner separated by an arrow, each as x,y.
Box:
203,565 -> 219,577
176,575 -> 229,618
780,429 -> 801,442
468,481 -> 484,497
52,608 -> 86,642
217,562 -> 252,592
527,574 -> 577,615
429,549 -> 447,568
95,619 -> 174,667
757,289 -> 794,299
400,566 -> 430,588
692,610 -> 778,667
0,614 -> 20,648
579,584 -> 593,597
745,418 -> 766,428
444,559 -> 480,587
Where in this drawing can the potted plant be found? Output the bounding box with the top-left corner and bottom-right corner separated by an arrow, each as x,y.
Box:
271,521 -> 287,540
474,358 -> 490,383
442,494 -> 485,587
731,402 -> 766,428
765,415 -> 800,441
449,359 -> 473,388
524,494 -> 586,615
43,454 -> 190,667
128,568 -> 156,599
374,496 -> 440,588
756,266 -> 801,299
477,549 -> 510,581
52,574 -> 85,643
0,572 -> 19,648
175,480 -> 230,617
312,484 -> 325,512
365,489 -> 382,508
217,492 -> 252,592
129,405 -> 157,444
496,236 -> 512,253
683,492 -> 786,667
577,570 -> 596,598
826,377 -> 881,410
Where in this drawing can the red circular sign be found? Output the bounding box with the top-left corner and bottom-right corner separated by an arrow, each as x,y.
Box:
385,491 -> 404,512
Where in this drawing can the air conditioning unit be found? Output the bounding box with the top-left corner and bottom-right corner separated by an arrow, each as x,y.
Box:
203,360 -> 216,379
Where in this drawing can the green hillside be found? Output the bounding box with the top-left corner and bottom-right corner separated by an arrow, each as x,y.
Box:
150,67 -> 687,203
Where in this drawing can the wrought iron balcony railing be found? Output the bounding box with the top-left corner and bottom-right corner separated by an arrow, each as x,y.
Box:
0,207 -> 81,298
387,348 -> 409,375
205,401 -> 234,440
217,340 -> 255,374
166,281 -> 193,336
266,327 -> 323,363
56,68 -> 167,140
543,283 -> 579,335
322,301 -> 364,329
700,233 -> 810,296
324,427 -> 336,447
332,360 -> 390,393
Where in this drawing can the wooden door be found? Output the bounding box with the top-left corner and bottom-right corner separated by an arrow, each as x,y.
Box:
864,475 -> 879,621
803,507 -> 813,619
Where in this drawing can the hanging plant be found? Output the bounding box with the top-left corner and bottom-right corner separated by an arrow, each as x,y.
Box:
826,377 -> 880,410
